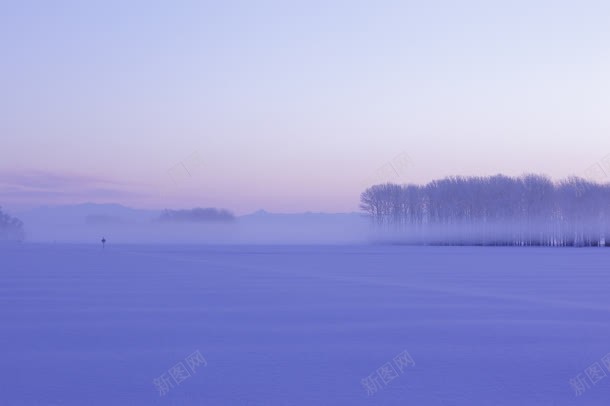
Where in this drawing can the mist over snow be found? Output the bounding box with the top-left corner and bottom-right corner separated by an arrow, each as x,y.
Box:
14,204 -> 370,245
8,174 -> 610,247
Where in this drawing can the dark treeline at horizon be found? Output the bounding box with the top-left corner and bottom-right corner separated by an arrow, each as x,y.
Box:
0,206 -> 25,242
360,174 -> 610,247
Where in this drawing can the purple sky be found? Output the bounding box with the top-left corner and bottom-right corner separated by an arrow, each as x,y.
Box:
2,1 -> 610,214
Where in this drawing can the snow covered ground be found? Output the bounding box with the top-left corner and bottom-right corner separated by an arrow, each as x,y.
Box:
2,244 -> 610,405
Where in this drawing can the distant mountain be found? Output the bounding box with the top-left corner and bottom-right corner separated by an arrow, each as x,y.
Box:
241,209 -> 363,218
240,210 -> 366,223
158,208 -> 235,223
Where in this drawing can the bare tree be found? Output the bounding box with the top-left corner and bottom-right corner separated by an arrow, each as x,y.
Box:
360,175 -> 610,246
0,207 -> 25,242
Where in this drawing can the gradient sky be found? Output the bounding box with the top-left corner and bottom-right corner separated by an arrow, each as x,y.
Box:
2,0 -> 610,214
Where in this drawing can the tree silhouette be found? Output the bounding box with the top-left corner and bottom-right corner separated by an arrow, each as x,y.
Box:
0,207 -> 25,242
360,175 -> 610,246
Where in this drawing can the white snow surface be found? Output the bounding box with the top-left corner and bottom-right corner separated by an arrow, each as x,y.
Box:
2,244 -> 610,405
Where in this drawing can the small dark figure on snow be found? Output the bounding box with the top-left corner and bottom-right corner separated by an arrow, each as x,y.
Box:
101,237 -> 106,248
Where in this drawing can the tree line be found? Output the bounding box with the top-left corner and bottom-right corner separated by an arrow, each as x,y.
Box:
360,174 -> 610,246
0,207 -> 25,242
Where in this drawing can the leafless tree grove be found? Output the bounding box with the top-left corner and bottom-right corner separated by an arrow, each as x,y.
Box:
360,175 -> 610,246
